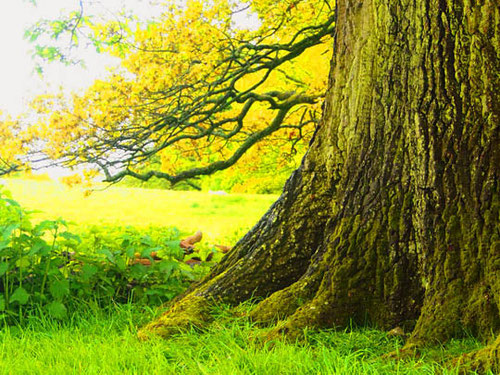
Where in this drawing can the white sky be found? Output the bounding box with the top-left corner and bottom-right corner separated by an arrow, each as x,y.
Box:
0,0 -> 162,116
0,1 -> 45,115
0,1 -> 258,117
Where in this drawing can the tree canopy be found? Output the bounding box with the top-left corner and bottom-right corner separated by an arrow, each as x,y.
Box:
0,112 -> 24,176
19,0 -> 334,188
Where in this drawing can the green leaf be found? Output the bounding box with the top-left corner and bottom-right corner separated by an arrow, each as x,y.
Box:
4,199 -> 20,207
120,233 -> 133,244
129,263 -> 148,278
0,239 -> 10,252
141,235 -> 154,246
0,262 -> 8,276
59,232 -> 81,243
158,259 -> 179,279
15,257 -> 31,268
81,264 -> 98,281
49,279 -> 70,299
28,238 -> 50,256
10,287 -> 29,305
2,224 -> 20,239
97,248 -> 115,262
114,256 -> 127,271
56,219 -> 68,228
46,301 -> 67,319
18,233 -> 32,245
0,294 -> 5,310
165,240 -> 181,249
125,246 -> 135,258
34,220 -> 58,235
179,264 -> 196,280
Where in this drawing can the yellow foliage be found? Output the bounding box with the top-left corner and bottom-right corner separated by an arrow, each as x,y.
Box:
60,169 -> 98,189
60,173 -> 83,188
0,110 -> 27,171
27,0 -> 334,182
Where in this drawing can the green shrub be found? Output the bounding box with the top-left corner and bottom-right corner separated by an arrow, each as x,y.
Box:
0,188 -> 219,324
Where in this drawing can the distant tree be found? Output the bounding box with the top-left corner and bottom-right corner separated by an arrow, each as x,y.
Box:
0,112 -> 24,176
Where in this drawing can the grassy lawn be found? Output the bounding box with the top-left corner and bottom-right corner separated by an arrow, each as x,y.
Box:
0,303 -> 482,375
0,178 -> 489,374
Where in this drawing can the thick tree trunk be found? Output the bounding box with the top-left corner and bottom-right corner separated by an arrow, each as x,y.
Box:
140,0 -> 499,369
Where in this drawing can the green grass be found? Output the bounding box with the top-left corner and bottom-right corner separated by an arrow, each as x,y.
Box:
0,303 -> 484,375
0,178 -> 489,374
2,178 -> 277,244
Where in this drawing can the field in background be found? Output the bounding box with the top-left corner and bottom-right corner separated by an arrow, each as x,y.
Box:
2,178 -> 278,244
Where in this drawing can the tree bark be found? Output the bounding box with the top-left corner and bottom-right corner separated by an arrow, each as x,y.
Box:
140,0 -> 499,370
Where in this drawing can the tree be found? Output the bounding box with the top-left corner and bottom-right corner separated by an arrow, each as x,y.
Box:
137,0 -> 499,371
27,0 -> 333,190
0,112 -> 24,176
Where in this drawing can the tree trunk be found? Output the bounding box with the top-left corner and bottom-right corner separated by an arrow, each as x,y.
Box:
140,0 -> 499,369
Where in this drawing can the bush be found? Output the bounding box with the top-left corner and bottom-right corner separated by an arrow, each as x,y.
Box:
0,188 -> 219,324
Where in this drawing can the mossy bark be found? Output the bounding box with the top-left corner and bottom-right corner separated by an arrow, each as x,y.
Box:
140,0 -> 499,368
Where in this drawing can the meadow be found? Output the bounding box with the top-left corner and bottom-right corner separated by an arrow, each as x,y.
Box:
0,178 -> 489,374
3,178 -> 278,244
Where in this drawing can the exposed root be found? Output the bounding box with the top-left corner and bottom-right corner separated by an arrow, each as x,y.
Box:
260,321 -> 305,343
447,335 -> 500,374
249,284 -> 312,324
137,295 -> 212,340
249,268 -> 326,325
255,299 -> 331,343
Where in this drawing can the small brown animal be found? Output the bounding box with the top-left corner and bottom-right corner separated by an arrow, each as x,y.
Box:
132,258 -> 152,266
132,251 -> 162,266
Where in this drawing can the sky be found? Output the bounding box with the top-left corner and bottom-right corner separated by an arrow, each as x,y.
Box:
0,0 -> 161,116
0,1 -> 46,115
0,1 -> 258,117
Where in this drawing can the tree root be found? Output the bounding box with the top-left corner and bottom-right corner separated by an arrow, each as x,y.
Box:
447,335 -> 500,374
382,334 -> 500,374
249,279 -> 316,324
137,295 -> 212,340
254,297 -> 334,343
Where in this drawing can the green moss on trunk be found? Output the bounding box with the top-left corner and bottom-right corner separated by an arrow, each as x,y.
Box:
449,335 -> 500,374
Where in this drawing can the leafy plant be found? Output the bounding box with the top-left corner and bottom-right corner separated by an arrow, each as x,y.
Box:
0,188 -> 218,325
